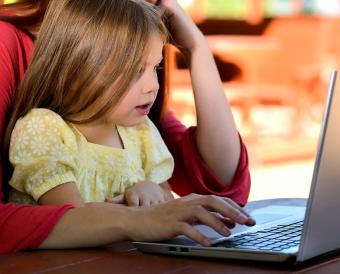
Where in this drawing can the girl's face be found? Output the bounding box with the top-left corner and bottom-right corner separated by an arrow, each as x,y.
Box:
104,34 -> 164,127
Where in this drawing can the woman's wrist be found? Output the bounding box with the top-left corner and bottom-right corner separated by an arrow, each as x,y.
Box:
84,203 -> 140,241
106,205 -> 138,240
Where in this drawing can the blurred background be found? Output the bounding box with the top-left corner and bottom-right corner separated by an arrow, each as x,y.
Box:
169,0 -> 340,201
2,0 -> 340,201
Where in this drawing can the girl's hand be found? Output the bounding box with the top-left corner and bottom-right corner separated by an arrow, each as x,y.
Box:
106,181 -> 174,206
147,0 -> 204,52
126,193 -> 256,246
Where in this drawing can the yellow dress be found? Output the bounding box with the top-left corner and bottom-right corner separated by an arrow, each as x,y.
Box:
9,108 -> 174,204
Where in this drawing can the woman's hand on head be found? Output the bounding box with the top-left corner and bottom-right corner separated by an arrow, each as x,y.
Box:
126,193 -> 256,246
106,181 -> 174,206
147,0 -> 204,52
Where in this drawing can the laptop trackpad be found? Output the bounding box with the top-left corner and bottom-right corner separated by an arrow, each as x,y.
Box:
195,205 -> 306,240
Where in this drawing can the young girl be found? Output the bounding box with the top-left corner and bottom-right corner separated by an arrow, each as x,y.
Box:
1,0 -> 251,207
6,0 -> 175,207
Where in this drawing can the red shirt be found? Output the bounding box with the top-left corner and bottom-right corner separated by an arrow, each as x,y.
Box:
0,21 -> 74,254
0,21 -> 250,253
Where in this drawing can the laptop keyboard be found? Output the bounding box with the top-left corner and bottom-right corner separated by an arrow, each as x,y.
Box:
213,220 -> 303,252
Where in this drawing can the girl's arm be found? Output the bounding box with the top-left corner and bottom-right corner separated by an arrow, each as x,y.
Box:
188,36 -> 241,185
162,112 -> 250,205
38,182 -> 85,207
105,181 -> 174,206
39,180 -> 174,207
154,0 -> 241,186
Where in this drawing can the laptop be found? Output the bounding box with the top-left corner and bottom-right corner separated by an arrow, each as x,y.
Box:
134,70 -> 340,263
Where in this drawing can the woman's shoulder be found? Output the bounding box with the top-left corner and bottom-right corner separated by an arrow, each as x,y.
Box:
0,20 -> 32,47
0,21 -> 33,79
0,20 -> 18,38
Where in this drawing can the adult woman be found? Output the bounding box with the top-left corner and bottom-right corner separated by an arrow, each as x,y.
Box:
0,0 -> 253,253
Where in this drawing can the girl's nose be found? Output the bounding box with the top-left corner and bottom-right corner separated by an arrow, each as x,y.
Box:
144,72 -> 159,94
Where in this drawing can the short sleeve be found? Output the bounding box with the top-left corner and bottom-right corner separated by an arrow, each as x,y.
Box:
0,202 -> 73,254
9,109 -> 78,201
141,118 -> 174,184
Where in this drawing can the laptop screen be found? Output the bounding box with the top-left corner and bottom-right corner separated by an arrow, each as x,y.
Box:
297,71 -> 340,262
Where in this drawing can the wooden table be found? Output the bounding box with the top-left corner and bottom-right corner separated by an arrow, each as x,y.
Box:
2,199 -> 340,274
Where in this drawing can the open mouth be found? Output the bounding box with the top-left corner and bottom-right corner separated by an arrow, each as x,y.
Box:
136,103 -> 151,110
135,102 -> 153,115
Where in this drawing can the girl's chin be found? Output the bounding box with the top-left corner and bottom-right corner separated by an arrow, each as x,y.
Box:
117,117 -> 146,127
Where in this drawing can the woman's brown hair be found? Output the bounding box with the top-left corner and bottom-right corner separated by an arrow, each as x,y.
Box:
4,0 -> 168,157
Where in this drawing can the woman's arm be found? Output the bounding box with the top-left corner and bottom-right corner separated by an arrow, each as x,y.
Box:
40,193 -> 255,249
1,193 -> 255,253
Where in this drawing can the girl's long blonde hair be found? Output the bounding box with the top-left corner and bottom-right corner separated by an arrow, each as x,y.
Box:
4,0 -> 168,155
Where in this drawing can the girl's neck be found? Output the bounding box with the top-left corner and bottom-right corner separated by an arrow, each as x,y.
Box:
73,123 -> 123,148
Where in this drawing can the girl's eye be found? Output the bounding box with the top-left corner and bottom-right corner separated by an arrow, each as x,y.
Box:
154,65 -> 163,72
135,67 -> 145,79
